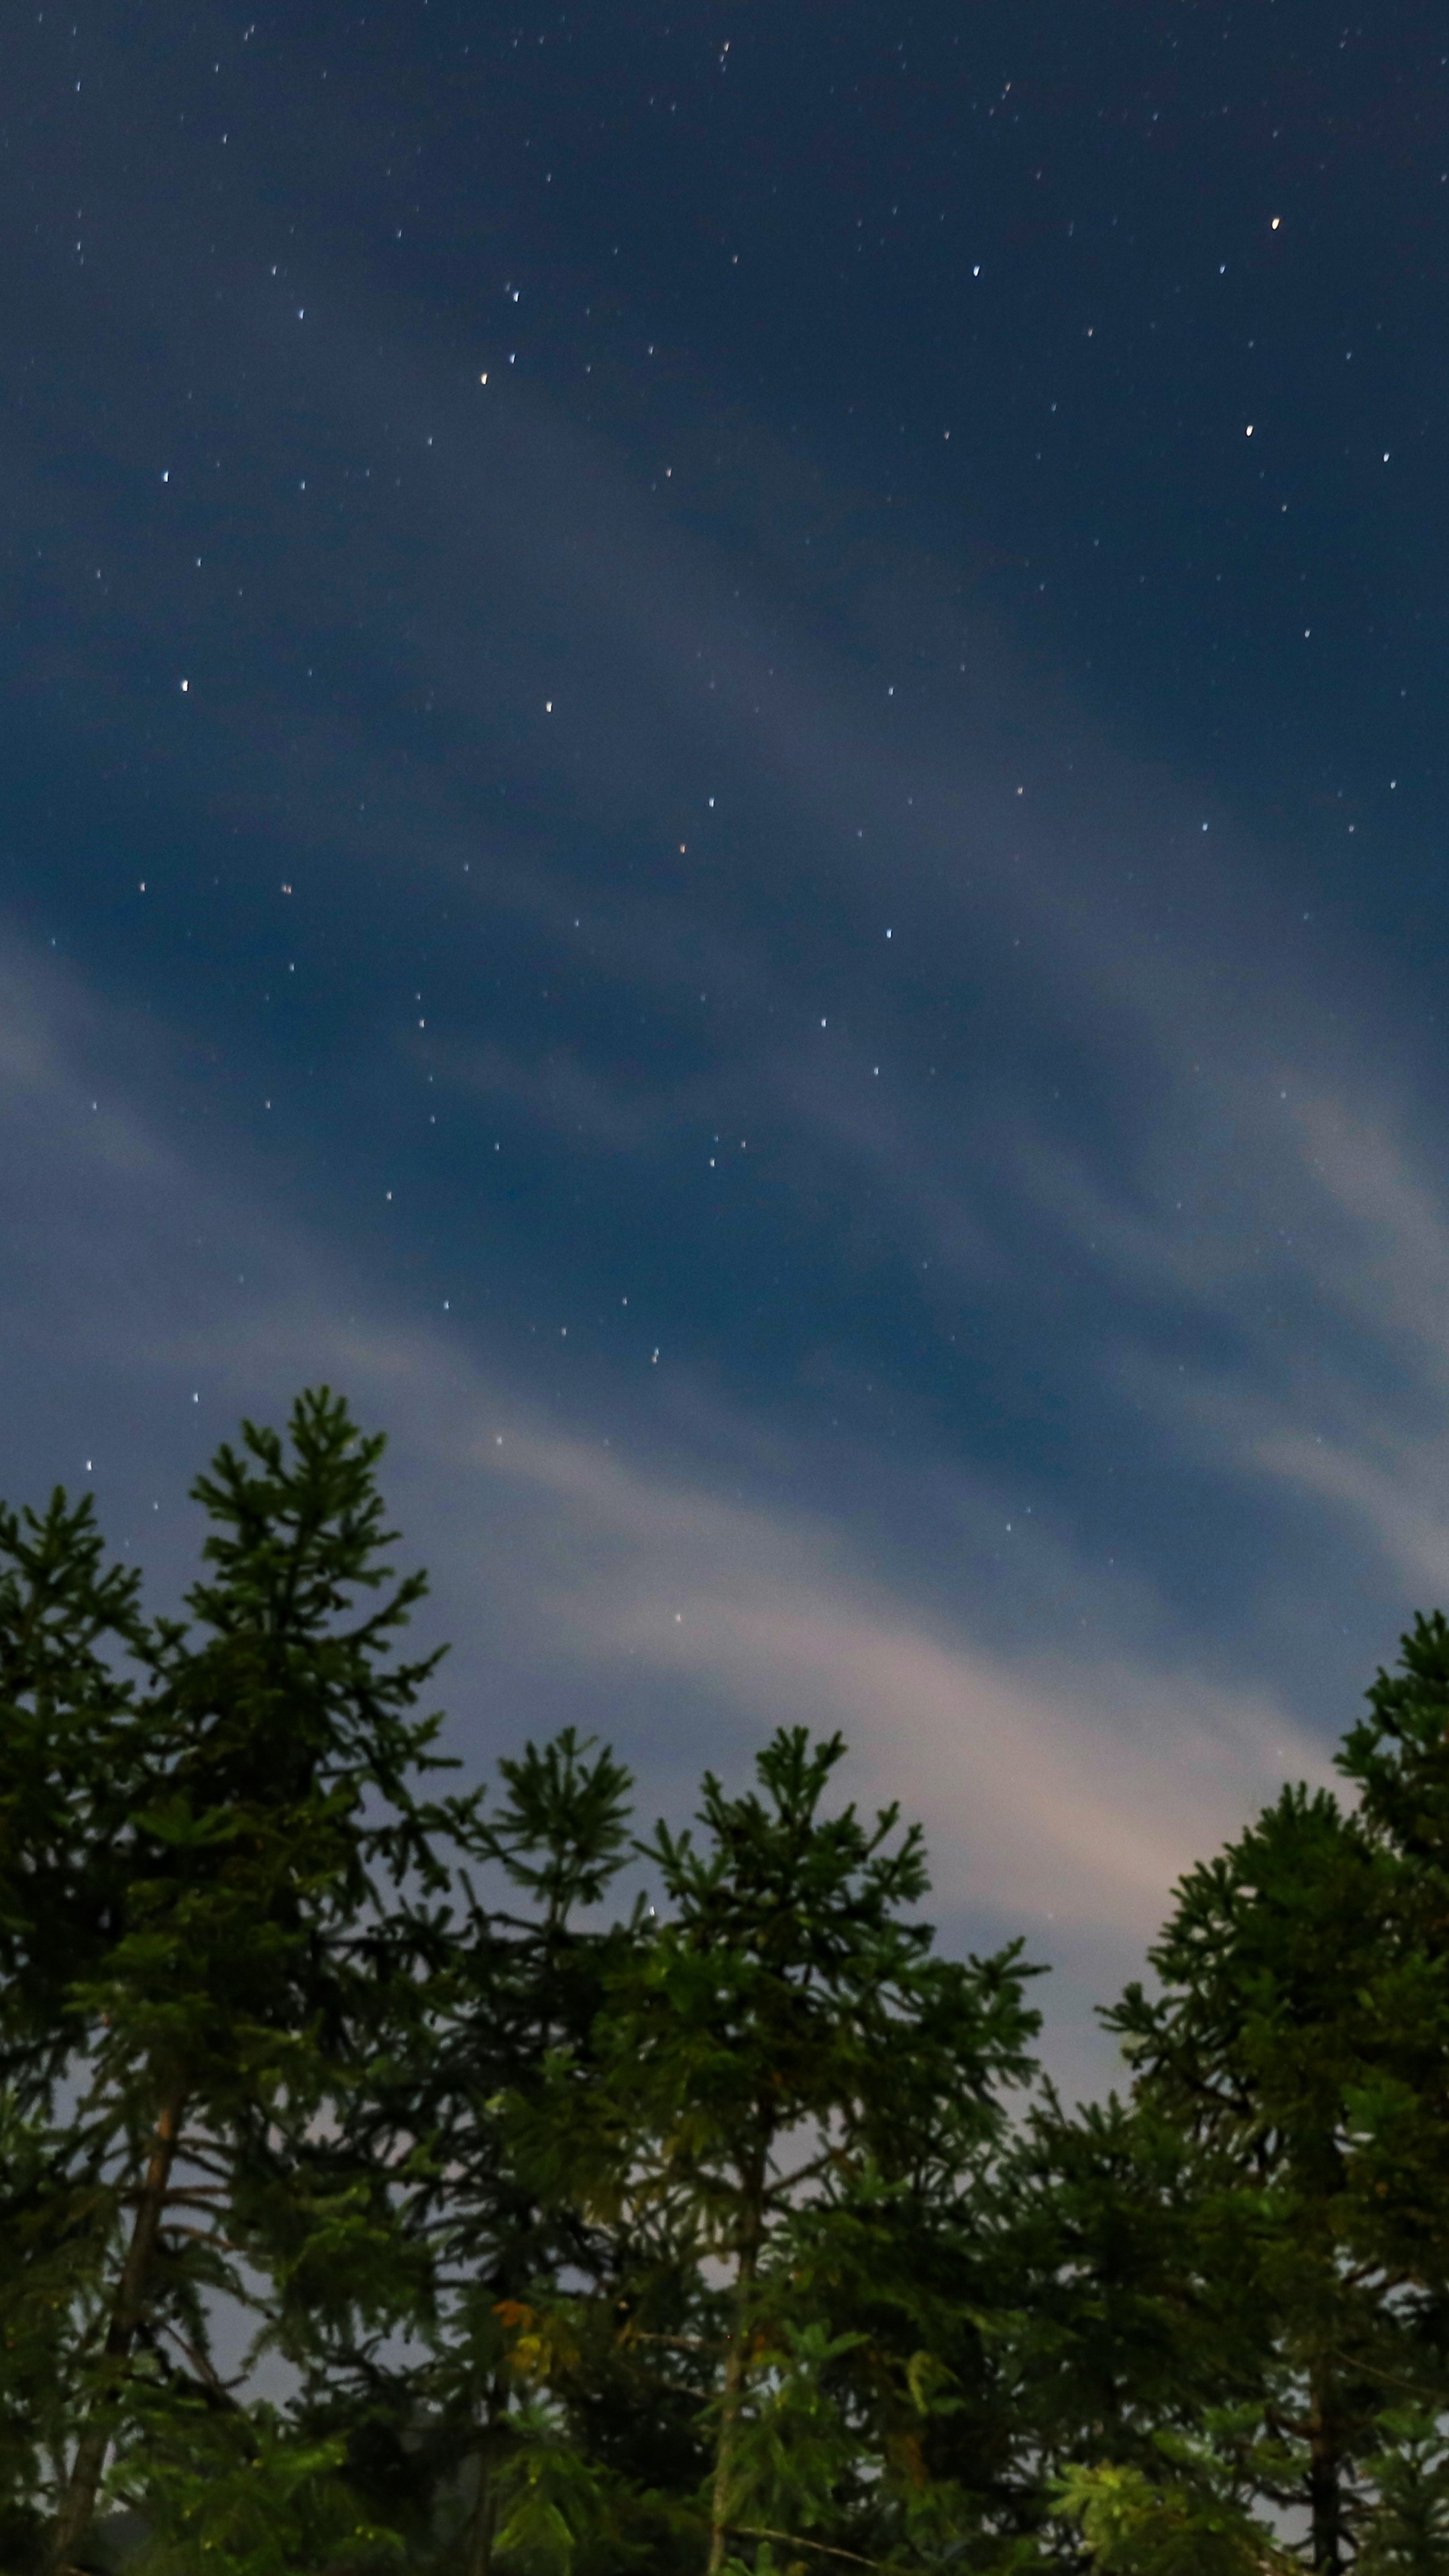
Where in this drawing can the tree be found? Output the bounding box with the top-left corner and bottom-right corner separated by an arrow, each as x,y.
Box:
29,1402 -> 1449,2576
990,2084 -> 1245,2536
0,1486 -> 148,2109
0,1390 -> 462,2573
1104,1780 -> 1449,2575
0,1488 -> 153,2568
529,1727 -> 1044,2576
1055,2436 -> 1298,2576
302,1725 -> 655,2576
1334,1611 -> 1449,2279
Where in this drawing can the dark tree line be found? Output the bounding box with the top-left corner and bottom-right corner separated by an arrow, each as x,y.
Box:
4,1393 -> 1449,2576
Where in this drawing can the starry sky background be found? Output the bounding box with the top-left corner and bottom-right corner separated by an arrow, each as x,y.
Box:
4,0 -> 1448,2086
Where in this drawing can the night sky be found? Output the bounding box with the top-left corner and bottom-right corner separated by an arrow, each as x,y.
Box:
5,1 -> 1448,2083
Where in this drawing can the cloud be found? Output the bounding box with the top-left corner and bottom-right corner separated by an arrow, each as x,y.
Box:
436,1038 -> 699,1157
1142,1089 -> 1449,1607
521,1452 -> 1328,1937
0,931 -> 1326,1998
6,3 -> 1446,2099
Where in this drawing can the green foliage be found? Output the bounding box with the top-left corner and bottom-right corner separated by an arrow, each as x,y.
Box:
711,2318 -> 869,2543
12,1411 -> 1449,2576
0,1484 -> 147,2104
1055,2448 -> 1292,2576
1098,1781 -> 1448,2572
111,2400 -> 402,2576
301,1721 -> 650,2573
487,2402 -> 635,2576
523,1725 -> 1044,2575
1354,2412 -> 1449,2574
0,1390 -> 465,2573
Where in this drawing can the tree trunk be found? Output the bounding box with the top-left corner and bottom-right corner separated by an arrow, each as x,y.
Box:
50,2085 -> 186,2575
467,2378 -> 511,2576
708,2182 -> 765,2576
1307,2374 -> 1342,2576
468,2451 -> 500,2576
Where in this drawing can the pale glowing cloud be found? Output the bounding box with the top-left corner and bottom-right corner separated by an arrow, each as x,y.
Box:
0,930 -> 1324,1986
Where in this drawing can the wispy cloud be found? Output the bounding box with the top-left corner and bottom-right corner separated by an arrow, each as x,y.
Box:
5,0 -> 1446,2104
0,934 -> 1329,1982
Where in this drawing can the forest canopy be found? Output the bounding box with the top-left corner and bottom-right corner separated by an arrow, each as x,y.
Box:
5,1391 -> 1449,2576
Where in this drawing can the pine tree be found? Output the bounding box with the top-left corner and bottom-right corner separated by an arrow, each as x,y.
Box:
1104,1780 -> 1446,2575
32,1409 -> 1449,2576
303,1725 -> 654,2576
526,1727 -> 1044,2576
0,1391 -> 462,2574
1334,1611 -> 1449,2277
994,2084 -> 1242,2524
0,1487 -> 152,2567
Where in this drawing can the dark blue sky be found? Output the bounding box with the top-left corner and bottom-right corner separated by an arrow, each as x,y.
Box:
4,0 -> 1447,2083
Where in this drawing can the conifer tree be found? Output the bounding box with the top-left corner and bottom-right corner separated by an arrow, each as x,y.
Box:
1335,1611 -> 1449,2277
0,1391 -> 461,2575
30,1399 -> 1449,2576
1104,1780 -> 1449,2575
994,2084 -> 1238,2515
303,1725 -> 653,2576
0,1487 -> 152,2566
527,1727 -> 1044,2576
